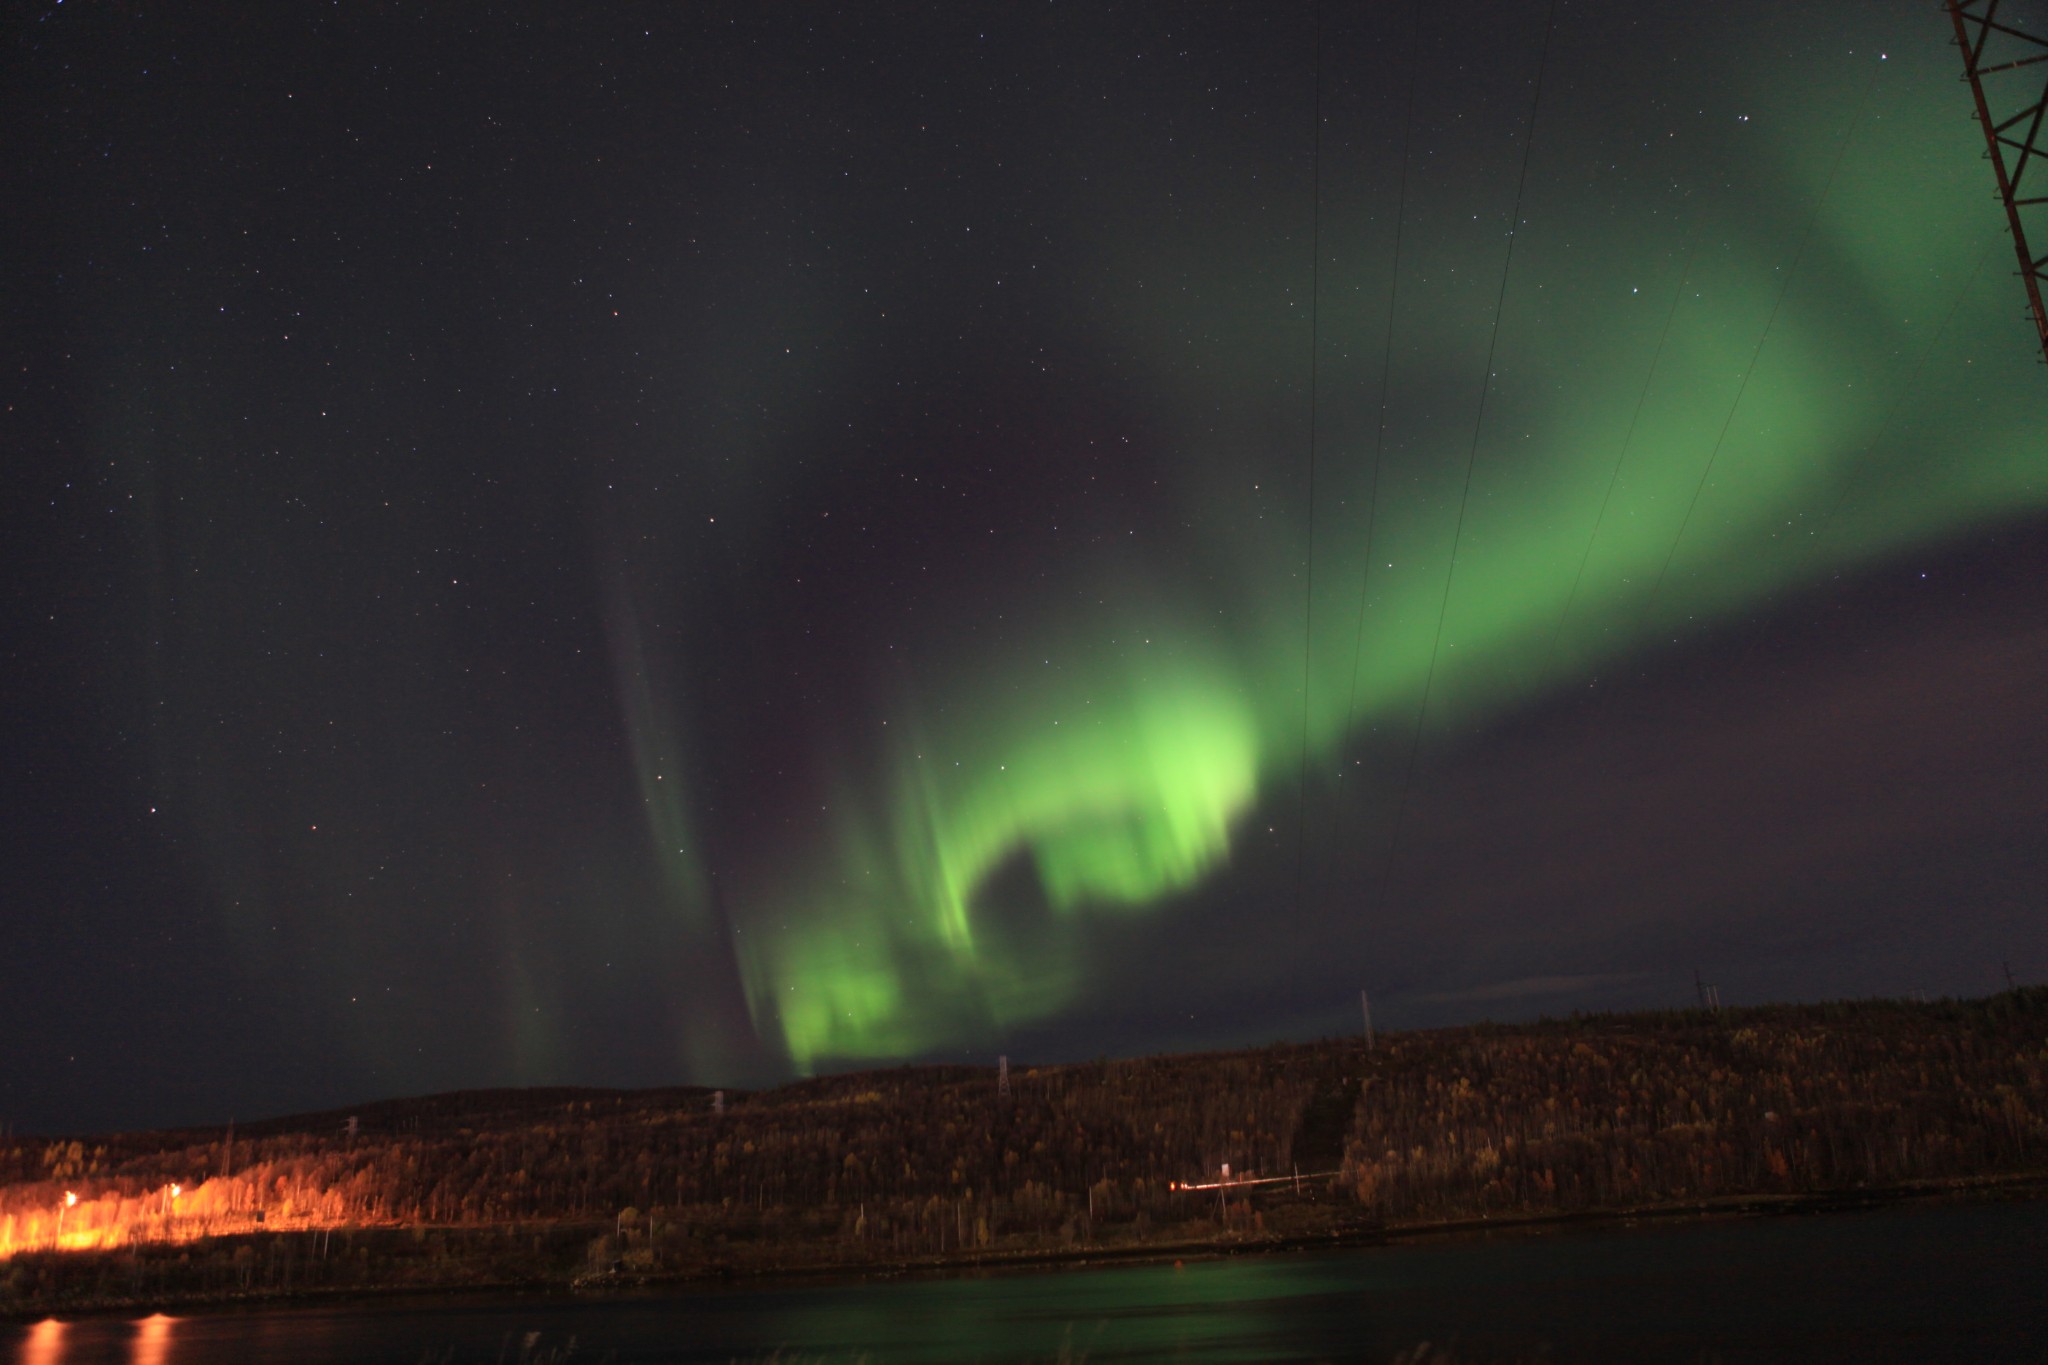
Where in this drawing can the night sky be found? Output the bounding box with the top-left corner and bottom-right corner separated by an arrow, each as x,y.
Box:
5,1 -> 2043,1137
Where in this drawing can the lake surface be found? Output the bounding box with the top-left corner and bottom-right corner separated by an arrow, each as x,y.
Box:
7,1199 -> 2046,1363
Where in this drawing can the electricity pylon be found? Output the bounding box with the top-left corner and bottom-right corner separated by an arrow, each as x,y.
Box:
1947,0 -> 2048,367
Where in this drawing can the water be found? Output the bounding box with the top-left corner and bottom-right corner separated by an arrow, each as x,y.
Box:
7,1200 -> 2045,1363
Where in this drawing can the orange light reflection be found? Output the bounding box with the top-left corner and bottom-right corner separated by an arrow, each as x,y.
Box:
132,1313 -> 175,1365
21,1319 -> 66,1365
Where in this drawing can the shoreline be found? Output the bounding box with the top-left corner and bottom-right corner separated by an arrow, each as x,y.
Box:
9,1169 -> 2044,1324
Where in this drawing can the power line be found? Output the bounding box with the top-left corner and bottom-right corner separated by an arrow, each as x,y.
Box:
1338,0 -> 1426,766
1373,0 -> 1560,897
1548,237 -> 1698,658
1710,239 -> 1998,686
1637,62 -> 1882,627
1802,238 -> 1997,565
1554,58 -> 1903,743
1293,0 -> 1325,922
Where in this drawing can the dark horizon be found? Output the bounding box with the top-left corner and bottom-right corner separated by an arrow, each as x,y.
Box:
5,0 -> 2044,1137
21,980 -> 2047,1144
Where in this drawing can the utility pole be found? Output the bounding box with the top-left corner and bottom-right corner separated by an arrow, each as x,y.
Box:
1945,0 -> 2048,369
1694,971 -> 1721,1012
1360,989 -> 1376,1050
997,1055 -> 1010,1100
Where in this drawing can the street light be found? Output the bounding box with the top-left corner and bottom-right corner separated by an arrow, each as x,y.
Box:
55,1191 -> 77,1244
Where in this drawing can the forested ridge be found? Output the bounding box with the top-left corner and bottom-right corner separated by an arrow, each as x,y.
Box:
4,991 -> 2045,1314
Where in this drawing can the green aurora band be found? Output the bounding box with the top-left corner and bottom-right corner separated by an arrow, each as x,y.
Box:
610,40 -> 2045,1073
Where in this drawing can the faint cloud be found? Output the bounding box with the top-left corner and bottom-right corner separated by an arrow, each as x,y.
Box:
1409,973 -> 1649,1005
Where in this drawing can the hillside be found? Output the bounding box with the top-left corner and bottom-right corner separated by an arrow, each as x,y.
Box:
4,991 -> 2046,1315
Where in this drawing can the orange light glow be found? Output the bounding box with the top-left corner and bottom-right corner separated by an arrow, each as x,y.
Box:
2,1169 -> 385,1260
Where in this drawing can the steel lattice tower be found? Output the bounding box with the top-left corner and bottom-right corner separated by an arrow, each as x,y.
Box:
1947,0 -> 2048,366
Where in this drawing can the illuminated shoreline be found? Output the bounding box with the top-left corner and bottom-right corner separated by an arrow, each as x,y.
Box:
7,992 -> 2044,1319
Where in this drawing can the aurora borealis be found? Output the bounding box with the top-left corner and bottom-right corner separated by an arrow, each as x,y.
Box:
5,0 -> 2044,1134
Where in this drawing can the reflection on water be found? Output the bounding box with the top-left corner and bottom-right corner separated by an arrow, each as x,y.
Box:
129,1316 -> 173,1365
18,1322 -> 62,1365
4,1200 -> 2046,1363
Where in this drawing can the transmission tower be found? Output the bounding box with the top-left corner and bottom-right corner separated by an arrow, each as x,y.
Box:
1946,0 -> 2048,366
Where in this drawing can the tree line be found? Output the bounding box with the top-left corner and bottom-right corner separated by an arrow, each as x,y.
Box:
3,990 -> 2043,1313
